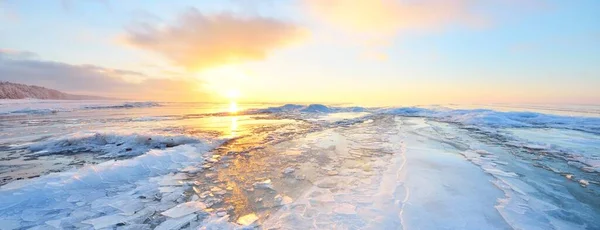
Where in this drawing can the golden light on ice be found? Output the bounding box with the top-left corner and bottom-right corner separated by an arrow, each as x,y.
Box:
237,213 -> 258,226
230,116 -> 238,132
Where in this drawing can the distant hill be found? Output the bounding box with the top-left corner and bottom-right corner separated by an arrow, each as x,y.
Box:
0,82 -> 111,100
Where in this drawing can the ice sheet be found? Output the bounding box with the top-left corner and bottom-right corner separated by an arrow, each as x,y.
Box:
0,99 -> 160,115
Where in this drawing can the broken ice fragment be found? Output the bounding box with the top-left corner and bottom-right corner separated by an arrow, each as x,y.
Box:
275,194 -> 293,205
237,213 -> 259,226
282,167 -> 295,174
82,214 -> 128,229
565,174 -> 573,180
253,179 -> 274,190
210,187 -> 227,195
108,199 -> 145,215
327,170 -> 339,176
334,203 -> 356,215
155,213 -> 198,230
181,166 -> 202,173
161,201 -> 207,218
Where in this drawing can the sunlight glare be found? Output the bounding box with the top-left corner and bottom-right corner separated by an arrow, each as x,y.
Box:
229,101 -> 238,113
227,89 -> 241,99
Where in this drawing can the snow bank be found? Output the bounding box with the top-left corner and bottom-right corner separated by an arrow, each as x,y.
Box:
0,141 -> 222,229
27,131 -> 203,158
383,107 -> 600,134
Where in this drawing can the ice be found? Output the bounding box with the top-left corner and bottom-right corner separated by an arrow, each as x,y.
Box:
250,103 -> 368,114
161,201 -> 207,218
301,104 -> 332,113
27,131 -> 203,158
236,213 -> 258,226
1,101 -> 599,229
382,107 -> 600,134
253,179 -> 274,190
275,194 -> 293,205
282,167 -> 295,174
108,199 -> 145,215
199,215 -> 240,230
83,101 -> 160,109
82,214 -> 129,229
506,128 -> 600,173
333,203 -> 356,215
0,99 -> 160,115
155,213 -> 199,230
261,116 -> 600,229
0,141 -> 221,229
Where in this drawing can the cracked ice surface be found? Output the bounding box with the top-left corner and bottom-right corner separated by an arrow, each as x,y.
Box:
0,142 -> 220,229
1,102 -> 599,229
260,116 -> 600,229
262,117 -> 508,229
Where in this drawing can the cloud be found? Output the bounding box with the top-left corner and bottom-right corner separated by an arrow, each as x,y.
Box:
303,0 -> 487,60
0,49 -> 207,101
305,0 -> 481,35
122,7 -> 306,70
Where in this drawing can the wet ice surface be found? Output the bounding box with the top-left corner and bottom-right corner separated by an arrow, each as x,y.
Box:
0,102 -> 599,229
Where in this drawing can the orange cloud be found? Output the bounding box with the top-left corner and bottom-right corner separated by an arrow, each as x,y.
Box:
123,8 -> 306,70
305,0 -> 481,35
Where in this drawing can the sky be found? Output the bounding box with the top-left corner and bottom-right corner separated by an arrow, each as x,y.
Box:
0,0 -> 599,106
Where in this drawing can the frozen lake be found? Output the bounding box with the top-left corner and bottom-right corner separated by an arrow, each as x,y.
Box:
0,100 -> 599,229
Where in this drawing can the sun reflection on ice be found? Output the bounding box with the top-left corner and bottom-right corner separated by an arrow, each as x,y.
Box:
229,101 -> 238,114
230,116 -> 238,137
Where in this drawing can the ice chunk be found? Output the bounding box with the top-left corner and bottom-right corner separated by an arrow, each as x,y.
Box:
26,131 -> 204,158
82,214 -> 128,229
0,219 -> 21,230
161,201 -> 207,218
275,195 -> 293,205
45,220 -> 62,229
108,199 -> 145,215
237,213 -> 259,226
253,179 -> 274,190
155,213 -> 198,230
333,203 -> 356,215
282,167 -> 295,174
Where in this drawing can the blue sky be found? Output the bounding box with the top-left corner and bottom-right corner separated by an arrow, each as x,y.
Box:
1,0 -> 599,105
